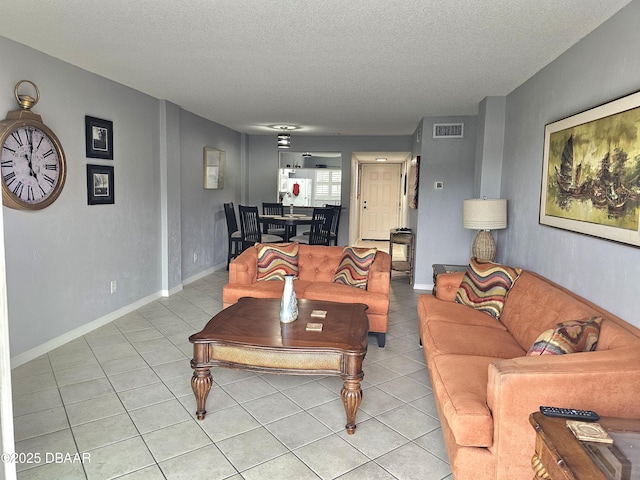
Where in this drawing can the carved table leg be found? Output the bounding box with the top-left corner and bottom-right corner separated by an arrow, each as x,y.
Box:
531,453 -> 550,479
341,378 -> 363,434
191,366 -> 212,420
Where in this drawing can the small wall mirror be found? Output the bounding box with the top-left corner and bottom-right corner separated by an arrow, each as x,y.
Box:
278,151 -> 342,207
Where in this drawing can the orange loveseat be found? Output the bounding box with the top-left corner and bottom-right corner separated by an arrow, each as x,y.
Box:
223,244 -> 391,346
418,269 -> 640,479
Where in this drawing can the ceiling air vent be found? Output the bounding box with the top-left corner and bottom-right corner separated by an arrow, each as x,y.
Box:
433,123 -> 464,139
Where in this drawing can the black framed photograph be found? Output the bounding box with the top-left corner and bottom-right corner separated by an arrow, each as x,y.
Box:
86,164 -> 114,205
85,116 -> 113,159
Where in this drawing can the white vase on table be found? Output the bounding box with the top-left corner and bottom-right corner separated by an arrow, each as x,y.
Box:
280,274 -> 298,323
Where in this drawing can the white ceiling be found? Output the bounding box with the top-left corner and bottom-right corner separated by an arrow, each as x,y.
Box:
0,1 -> 631,136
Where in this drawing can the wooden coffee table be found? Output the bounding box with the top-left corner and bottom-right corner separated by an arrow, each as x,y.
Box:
189,297 -> 369,434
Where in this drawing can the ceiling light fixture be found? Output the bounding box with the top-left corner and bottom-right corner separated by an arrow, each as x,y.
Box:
277,132 -> 291,149
270,124 -> 299,131
376,157 -> 387,162
270,125 -> 299,149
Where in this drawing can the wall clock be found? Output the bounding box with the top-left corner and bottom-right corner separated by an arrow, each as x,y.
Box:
0,80 -> 66,210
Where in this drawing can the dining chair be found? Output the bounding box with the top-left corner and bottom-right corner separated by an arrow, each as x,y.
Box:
290,207 -> 334,245
224,202 -> 243,269
262,202 -> 288,238
238,205 -> 283,251
301,204 -> 341,245
325,204 -> 342,246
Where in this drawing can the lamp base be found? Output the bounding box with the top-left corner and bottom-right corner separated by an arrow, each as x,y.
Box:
472,230 -> 496,262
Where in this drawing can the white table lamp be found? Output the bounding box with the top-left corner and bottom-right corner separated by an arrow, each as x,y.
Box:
463,198 -> 507,261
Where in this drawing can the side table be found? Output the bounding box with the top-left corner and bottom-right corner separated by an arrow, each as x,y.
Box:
390,229 -> 414,282
432,264 -> 467,296
530,411 -> 638,480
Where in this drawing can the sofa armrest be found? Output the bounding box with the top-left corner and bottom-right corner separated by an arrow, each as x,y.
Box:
367,251 -> 391,295
435,272 -> 465,301
228,247 -> 258,285
486,350 -> 640,479
488,350 -> 640,418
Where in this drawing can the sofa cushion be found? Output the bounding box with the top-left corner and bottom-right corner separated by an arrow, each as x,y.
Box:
297,246 -> 343,282
256,243 -> 299,281
527,316 -> 602,356
455,257 -> 522,319
418,295 -> 508,331
303,282 -> 387,316
333,247 -> 377,289
428,354 -> 495,447
423,321 -> 526,359
499,272 -> 603,350
435,272 -> 466,302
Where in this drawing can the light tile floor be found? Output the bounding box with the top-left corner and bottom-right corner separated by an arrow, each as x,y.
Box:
11,268 -> 451,480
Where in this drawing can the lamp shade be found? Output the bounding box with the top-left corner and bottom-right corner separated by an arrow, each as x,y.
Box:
463,199 -> 507,230
277,133 -> 291,149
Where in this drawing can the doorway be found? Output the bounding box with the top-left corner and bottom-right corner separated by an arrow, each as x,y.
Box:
349,152 -> 411,244
359,163 -> 402,240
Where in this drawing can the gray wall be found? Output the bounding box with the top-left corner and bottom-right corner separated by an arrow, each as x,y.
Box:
413,116 -> 477,287
0,36 -> 242,359
501,0 -> 640,326
179,110 -> 242,279
247,135 -> 413,246
0,37 -> 162,357
475,96 -> 506,199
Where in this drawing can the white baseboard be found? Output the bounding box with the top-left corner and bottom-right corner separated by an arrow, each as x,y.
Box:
11,291 -> 162,369
161,284 -> 183,298
182,263 -> 225,286
414,283 -> 434,291
12,263 -> 227,369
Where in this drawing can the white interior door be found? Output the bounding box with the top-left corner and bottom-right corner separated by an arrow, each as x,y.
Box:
359,163 -> 401,240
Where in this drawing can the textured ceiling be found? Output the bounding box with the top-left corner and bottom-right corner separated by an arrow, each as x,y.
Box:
0,1 -> 631,136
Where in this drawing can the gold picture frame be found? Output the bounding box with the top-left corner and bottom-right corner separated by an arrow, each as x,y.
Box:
203,147 -> 225,189
540,90 -> 640,246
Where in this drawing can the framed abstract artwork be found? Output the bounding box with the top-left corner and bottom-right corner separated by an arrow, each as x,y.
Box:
540,91 -> 640,247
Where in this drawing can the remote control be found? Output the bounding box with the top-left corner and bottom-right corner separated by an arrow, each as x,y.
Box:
539,406 -> 599,421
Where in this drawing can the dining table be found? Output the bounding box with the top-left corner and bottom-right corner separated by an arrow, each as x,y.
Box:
260,213 -> 313,242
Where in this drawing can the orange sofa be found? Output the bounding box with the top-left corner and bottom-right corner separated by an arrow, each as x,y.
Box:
223,244 -> 391,346
418,269 -> 640,480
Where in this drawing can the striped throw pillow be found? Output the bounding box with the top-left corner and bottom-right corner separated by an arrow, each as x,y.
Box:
256,243 -> 299,281
455,257 -> 522,318
527,317 -> 602,355
333,247 -> 377,289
